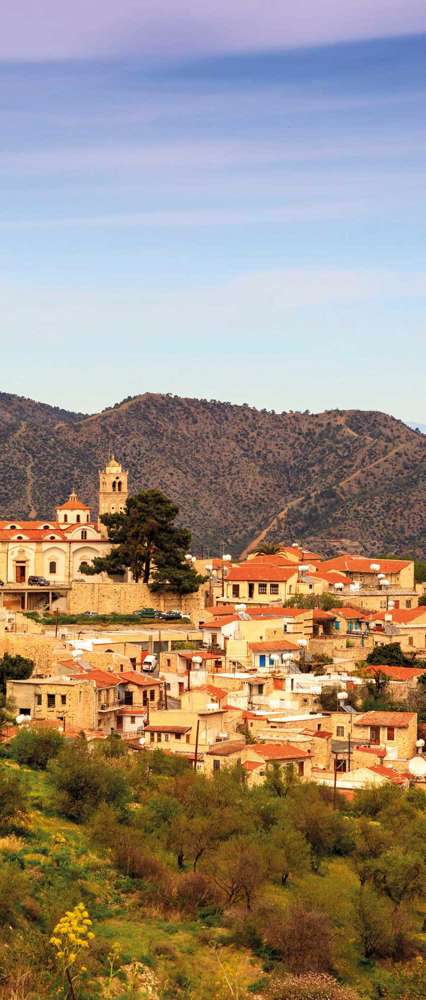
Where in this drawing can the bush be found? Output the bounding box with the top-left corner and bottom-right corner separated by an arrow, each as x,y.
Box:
10,726 -> 64,769
175,872 -> 221,916
48,740 -> 130,821
0,764 -> 28,830
257,900 -> 334,973
0,861 -> 29,926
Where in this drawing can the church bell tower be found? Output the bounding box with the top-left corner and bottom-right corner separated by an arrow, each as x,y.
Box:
98,457 -> 128,536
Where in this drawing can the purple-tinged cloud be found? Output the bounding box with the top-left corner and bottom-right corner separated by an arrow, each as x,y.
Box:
1,0 -> 426,60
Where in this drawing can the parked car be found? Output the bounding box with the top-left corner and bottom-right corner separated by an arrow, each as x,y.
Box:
28,576 -> 49,586
160,611 -> 183,621
81,611 -> 98,617
134,608 -> 157,618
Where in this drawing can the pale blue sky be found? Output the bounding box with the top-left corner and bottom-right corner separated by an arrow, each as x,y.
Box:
0,4 -> 425,420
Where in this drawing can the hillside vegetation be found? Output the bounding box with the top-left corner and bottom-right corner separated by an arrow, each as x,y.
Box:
0,391 -> 425,556
0,737 -> 426,1000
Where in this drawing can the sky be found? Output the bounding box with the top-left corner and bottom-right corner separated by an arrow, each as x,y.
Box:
1,2 -> 426,421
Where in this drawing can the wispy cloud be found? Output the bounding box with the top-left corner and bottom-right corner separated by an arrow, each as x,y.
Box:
1,1 -> 426,60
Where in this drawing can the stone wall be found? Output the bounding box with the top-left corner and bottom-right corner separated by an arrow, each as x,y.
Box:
67,580 -> 207,622
0,632 -> 65,676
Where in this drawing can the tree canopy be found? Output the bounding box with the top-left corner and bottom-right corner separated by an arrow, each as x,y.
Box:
80,489 -> 205,594
0,653 -> 33,696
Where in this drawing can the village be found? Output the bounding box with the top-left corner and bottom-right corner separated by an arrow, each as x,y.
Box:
1,457 -> 426,799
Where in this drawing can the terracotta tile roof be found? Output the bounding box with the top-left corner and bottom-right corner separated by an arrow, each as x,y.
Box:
119,672 -> 162,687
195,684 -> 228,699
354,711 -> 415,728
57,493 -> 90,511
355,744 -> 387,757
227,565 -> 297,582
252,742 -> 309,761
71,669 -> 121,689
371,607 -> 426,624
333,607 -> 370,619
320,555 -> 411,574
313,609 -> 336,621
249,639 -> 300,652
312,730 -> 333,740
206,741 -> 246,756
243,760 -> 263,772
367,666 -> 426,682
367,765 -> 408,785
116,707 -> 147,715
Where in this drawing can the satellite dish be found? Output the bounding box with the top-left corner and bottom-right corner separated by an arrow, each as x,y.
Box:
408,756 -> 426,779
380,578 -> 390,587
377,572 -> 385,579
370,563 -> 380,571
192,656 -> 203,665
334,582 -> 344,590
299,564 -> 309,572
235,603 -> 247,612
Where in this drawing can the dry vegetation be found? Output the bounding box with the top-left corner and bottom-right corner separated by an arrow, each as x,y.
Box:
0,391 -> 425,556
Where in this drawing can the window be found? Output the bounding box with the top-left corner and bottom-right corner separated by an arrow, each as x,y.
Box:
61,695 -> 67,706
86,514 -> 90,523
76,514 -> 81,523
298,761 -> 304,776
258,583 -> 267,594
408,637 -> 414,646
124,692 -> 133,705
370,725 -> 380,745
150,689 -> 155,701
36,694 -> 42,706
157,733 -> 162,742
258,684 -> 264,695
213,759 -> 221,772
336,726 -> 345,737
232,584 -> 240,598
185,734 -> 190,744
270,583 -> 279,595
117,481 -> 122,493
288,585 -> 292,593
81,530 -> 87,540
143,692 -> 148,705
150,732 -> 155,743
47,694 -> 55,708
63,514 -> 68,523
130,717 -> 135,725
406,600 -> 412,609
386,726 -> 395,741
175,732 -> 181,740
49,561 -> 57,574
164,733 -> 169,742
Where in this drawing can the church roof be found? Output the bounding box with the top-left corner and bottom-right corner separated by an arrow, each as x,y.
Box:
57,492 -> 90,511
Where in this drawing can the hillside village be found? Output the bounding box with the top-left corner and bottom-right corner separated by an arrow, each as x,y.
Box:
2,458 -> 426,798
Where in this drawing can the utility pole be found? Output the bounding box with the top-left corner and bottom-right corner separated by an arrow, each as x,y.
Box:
193,719 -> 200,771
333,755 -> 338,809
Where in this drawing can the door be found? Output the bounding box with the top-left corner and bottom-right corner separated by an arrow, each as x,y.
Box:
370,725 -> 380,745
15,562 -> 26,583
248,583 -> 254,599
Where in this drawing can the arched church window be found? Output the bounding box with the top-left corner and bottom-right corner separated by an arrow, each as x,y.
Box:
49,561 -> 57,574
117,481 -> 122,493
64,514 -> 68,523
112,481 -> 117,492
76,514 -> 81,523
81,530 -> 87,540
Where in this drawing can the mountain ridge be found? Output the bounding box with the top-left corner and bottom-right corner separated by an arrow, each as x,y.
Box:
0,391 -> 425,557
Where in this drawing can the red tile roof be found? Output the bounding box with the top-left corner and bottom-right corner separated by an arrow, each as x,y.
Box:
367,765 -> 408,785
371,607 -> 426,624
243,760 -> 263,772
321,555 -> 411,574
119,672 -> 162,687
252,742 -> 309,761
354,711 -> 415,728
57,494 -> 90,511
367,666 -> 426,682
227,565 -> 297,583
71,669 -> 121,689
333,607 -> 370,619
195,684 -> 228,699
179,651 -> 225,661
355,744 -> 387,757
